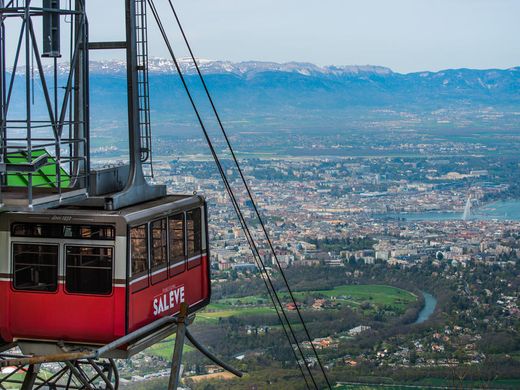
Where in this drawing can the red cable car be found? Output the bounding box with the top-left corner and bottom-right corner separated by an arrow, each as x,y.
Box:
0,0 -> 212,359
0,194 -> 210,354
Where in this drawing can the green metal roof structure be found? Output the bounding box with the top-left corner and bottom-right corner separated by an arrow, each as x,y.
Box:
6,149 -> 70,188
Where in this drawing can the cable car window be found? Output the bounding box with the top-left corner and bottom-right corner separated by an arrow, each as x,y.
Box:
63,225 -> 115,240
169,213 -> 185,275
151,219 -> 168,284
187,208 -> 202,269
65,246 -> 113,295
130,225 -> 148,277
12,223 -> 62,238
11,223 -> 114,240
12,244 -> 58,292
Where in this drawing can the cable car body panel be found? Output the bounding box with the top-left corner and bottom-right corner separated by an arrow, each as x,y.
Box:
0,195 -> 210,349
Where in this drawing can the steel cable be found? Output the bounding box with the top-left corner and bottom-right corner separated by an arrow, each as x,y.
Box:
147,1 -> 316,388
164,1 -> 332,388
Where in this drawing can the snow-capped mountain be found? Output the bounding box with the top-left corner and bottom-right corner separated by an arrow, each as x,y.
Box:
86,58 -> 393,77
8,58 -> 520,118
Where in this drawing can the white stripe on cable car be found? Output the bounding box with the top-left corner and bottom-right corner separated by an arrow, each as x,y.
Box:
131,273 -> 149,284
188,254 -> 203,263
0,279 -> 126,288
57,280 -> 126,288
151,267 -> 168,277
0,276 -> 131,284
169,262 -> 184,269
129,253 -> 206,286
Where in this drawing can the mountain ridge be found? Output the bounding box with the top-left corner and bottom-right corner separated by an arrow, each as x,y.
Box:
8,59 -> 520,121
23,57 -> 518,78
83,58 -> 394,77
86,58 -> 520,78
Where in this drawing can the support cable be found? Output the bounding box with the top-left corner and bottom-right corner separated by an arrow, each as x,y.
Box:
201,158 -> 312,388
212,169 -> 312,389
165,2 -> 332,388
147,1 -> 317,388
146,4 -> 314,388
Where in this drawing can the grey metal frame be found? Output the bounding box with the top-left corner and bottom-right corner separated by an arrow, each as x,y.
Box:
0,352 -> 119,390
0,0 -> 166,212
0,0 -> 90,210
99,0 -> 165,210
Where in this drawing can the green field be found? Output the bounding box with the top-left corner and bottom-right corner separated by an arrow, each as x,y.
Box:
197,304 -> 275,324
196,284 -> 417,325
143,285 -> 417,362
145,336 -> 195,361
310,284 -> 417,309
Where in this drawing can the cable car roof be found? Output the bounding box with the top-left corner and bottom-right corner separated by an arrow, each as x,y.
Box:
0,194 -> 204,228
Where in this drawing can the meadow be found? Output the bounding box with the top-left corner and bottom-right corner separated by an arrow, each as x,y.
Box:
145,284 -> 417,361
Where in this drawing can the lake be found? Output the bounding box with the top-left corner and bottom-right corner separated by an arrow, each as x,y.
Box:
414,291 -> 437,324
375,200 -> 520,222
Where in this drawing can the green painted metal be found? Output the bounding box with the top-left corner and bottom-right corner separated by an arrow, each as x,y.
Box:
5,149 -> 70,188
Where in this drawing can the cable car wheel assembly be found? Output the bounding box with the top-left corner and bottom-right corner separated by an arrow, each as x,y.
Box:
0,347 -> 119,390
0,304 -> 242,389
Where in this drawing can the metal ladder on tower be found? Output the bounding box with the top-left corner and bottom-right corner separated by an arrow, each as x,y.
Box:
135,0 -> 154,178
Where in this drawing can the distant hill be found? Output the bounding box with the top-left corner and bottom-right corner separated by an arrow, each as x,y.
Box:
8,59 -> 520,134
84,59 -> 520,111
87,58 -> 394,77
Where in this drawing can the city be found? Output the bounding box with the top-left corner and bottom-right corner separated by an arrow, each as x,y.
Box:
95,124 -> 520,389
1,0 -> 519,387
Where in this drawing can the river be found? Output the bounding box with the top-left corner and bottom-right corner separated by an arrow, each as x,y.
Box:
375,199 -> 520,222
414,291 -> 437,324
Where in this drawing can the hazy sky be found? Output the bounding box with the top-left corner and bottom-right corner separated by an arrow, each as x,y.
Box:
41,0 -> 520,73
